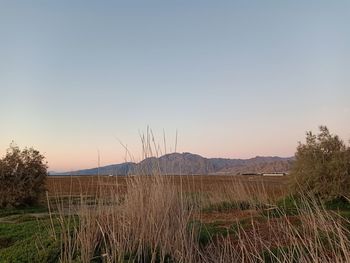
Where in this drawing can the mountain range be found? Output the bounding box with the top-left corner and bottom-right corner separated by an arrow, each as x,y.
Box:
51,152 -> 294,176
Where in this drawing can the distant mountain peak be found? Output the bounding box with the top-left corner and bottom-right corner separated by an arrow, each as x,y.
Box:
51,152 -> 294,176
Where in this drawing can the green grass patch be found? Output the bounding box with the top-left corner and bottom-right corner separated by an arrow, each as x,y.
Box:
263,195 -> 301,218
188,220 -> 239,246
337,210 -> 350,220
0,205 -> 48,218
324,196 -> 350,211
202,200 -> 256,213
188,215 -> 267,247
0,218 -> 60,262
261,246 -> 301,263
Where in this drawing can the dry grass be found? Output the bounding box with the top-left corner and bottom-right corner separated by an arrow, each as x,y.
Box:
45,174 -> 350,262
44,133 -> 350,262
46,174 -> 287,201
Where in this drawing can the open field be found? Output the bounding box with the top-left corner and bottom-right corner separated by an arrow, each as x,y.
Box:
1,174 -> 350,262
46,175 -> 288,199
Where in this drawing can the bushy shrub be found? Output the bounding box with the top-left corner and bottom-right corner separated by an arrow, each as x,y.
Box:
0,143 -> 47,208
290,126 -> 350,201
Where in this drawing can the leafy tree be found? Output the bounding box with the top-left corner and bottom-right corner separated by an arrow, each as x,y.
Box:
290,126 -> 350,201
0,143 -> 47,208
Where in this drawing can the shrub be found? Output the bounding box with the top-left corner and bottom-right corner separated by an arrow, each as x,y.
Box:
290,126 -> 350,201
0,143 -> 47,208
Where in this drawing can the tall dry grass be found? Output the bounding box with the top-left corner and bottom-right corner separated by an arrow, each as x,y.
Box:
48,173 -> 350,262
49,175 -> 197,262
47,132 -> 350,262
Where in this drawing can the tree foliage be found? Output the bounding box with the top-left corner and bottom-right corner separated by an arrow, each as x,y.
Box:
290,126 -> 350,201
0,143 -> 47,208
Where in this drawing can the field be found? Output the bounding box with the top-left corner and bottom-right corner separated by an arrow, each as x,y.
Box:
46,175 -> 288,198
1,174 -> 350,262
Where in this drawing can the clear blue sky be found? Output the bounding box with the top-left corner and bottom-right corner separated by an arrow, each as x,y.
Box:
0,1 -> 349,171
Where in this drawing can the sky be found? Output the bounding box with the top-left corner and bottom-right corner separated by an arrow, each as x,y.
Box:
0,1 -> 349,172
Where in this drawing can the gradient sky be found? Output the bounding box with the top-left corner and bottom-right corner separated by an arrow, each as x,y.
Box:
0,1 -> 349,172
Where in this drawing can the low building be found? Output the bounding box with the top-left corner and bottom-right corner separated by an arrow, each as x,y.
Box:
262,172 -> 286,177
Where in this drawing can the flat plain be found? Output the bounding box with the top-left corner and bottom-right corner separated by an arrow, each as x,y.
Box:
46,174 -> 288,197
1,174 -> 350,262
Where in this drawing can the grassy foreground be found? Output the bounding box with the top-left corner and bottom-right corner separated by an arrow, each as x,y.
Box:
1,175 -> 350,262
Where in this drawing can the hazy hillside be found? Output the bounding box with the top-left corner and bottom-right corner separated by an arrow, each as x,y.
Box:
216,159 -> 294,174
54,162 -> 135,176
52,153 -> 293,176
136,152 -> 213,174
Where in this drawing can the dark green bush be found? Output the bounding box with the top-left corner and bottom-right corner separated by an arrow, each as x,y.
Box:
0,143 -> 47,208
290,126 -> 350,201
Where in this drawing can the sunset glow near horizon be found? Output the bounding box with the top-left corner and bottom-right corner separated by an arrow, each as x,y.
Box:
1,1 -> 349,172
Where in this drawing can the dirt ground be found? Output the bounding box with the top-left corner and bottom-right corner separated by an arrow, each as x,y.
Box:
46,174 -> 288,198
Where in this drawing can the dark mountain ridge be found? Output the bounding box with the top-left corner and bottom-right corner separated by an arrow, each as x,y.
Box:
52,152 -> 294,176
